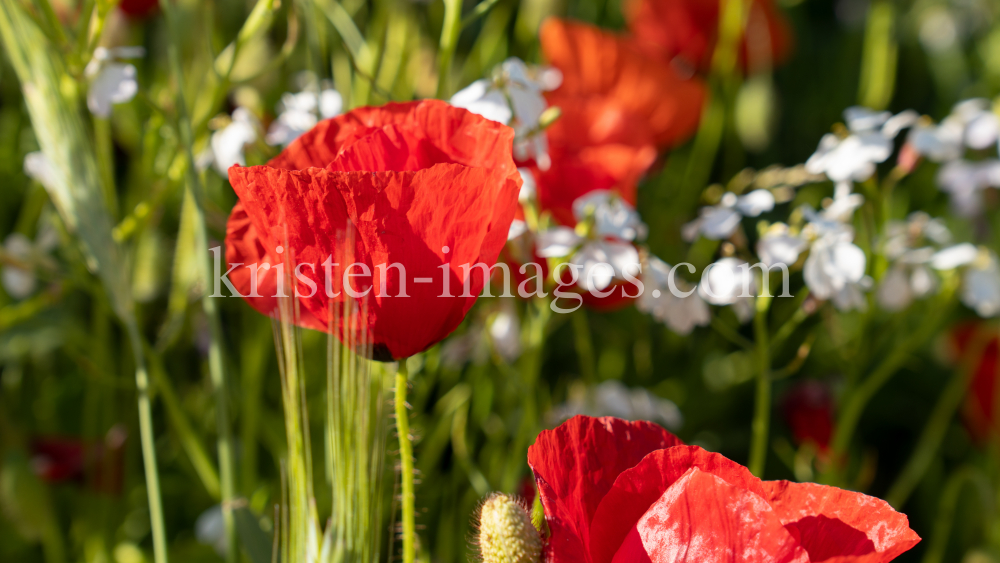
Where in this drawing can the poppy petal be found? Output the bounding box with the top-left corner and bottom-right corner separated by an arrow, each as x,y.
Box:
224,201 -> 328,331
527,415 -> 682,562
611,467 -> 808,563
540,18 -> 706,150
589,445 -> 763,563
535,143 -> 656,227
760,481 -> 921,562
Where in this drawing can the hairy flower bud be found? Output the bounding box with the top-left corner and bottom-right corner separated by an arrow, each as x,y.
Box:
477,493 -> 542,563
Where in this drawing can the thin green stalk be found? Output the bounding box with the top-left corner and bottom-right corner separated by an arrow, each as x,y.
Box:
125,324 -> 169,563
711,316 -> 754,351
395,360 -> 417,563
435,0 -> 463,98
749,295 -> 772,477
920,466 -> 994,563
241,319 -> 272,494
857,0 -> 897,111
460,0 -> 502,29
769,289 -> 810,351
503,299 -> 551,492
93,117 -> 117,219
571,310 -> 596,383
147,343 -> 222,499
831,290 -> 956,458
157,1 -> 237,560
885,327 -> 995,508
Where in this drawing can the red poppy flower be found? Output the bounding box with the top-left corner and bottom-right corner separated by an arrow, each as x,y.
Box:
225,100 -> 521,360
30,427 -> 127,494
624,0 -> 792,73
534,143 -> 657,228
782,380 -> 834,454
540,18 -> 706,152
528,415 -> 920,563
529,18 -> 702,226
950,322 -> 1000,442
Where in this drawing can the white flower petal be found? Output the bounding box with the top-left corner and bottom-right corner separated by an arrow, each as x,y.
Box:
573,191 -> 647,241
877,267 -> 912,311
88,63 -> 138,118
844,106 -> 891,133
698,258 -> 755,305
931,243 -> 979,270
450,80 -> 512,125
517,168 -> 536,202
881,110 -> 919,139
961,254 -> 1000,318
757,229 -> 806,267
507,219 -> 527,240
698,206 -> 742,240
536,227 -> 582,258
319,89 -> 343,119
735,189 -> 775,217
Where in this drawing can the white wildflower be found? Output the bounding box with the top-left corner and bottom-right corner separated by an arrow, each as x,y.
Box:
683,189 -> 775,241
85,46 -> 144,118
637,255 -> 710,335
265,87 -> 343,146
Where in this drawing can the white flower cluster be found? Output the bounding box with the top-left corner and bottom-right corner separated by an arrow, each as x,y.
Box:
805,107 -> 917,187
202,78 -> 345,177
875,212 -> 1000,316
450,58 -> 562,169
536,191 -> 644,293
907,99 -> 1000,216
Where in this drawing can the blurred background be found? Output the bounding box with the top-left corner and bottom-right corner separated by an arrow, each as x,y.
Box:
2,0 -> 1000,561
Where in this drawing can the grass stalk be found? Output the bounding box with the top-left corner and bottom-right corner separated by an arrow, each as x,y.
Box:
749,294 -> 772,477
157,0 -> 237,559
435,0 -> 463,98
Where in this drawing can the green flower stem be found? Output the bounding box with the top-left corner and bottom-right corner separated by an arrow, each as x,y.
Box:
768,289 -> 810,352
395,360 -> 416,563
711,316 -> 754,351
435,0 -> 463,98
147,342 -> 222,499
920,466 -> 994,563
125,323 -> 169,563
831,287 -> 957,460
93,116 -> 117,219
749,294 -> 773,477
571,310 -> 596,383
460,0 -> 502,29
885,326 -> 996,508
857,0 -> 898,111
503,299 -> 552,493
158,1 -> 237,560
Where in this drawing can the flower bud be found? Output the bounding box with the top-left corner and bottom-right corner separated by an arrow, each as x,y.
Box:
477,493 -> 541,563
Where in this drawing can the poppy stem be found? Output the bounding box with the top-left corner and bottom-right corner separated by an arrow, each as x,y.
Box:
395,360 -> 417,563
749,294 -> 772,477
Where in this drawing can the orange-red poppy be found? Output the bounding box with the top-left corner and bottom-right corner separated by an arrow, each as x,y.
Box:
541,18 -> 707,151
529,416 -> 920,563
225,100 -> 521,360
625,0 -> 793,72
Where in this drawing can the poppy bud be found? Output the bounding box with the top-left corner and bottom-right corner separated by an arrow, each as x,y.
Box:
477,493 -> 541,563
